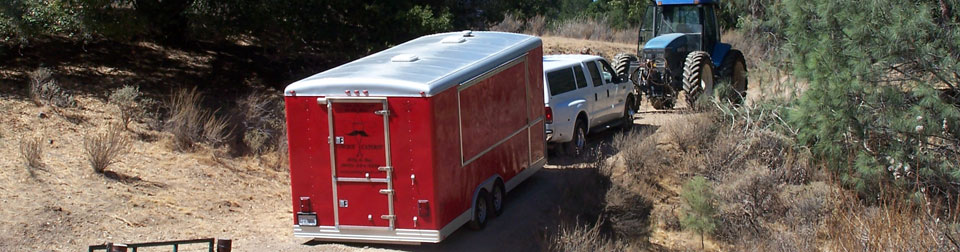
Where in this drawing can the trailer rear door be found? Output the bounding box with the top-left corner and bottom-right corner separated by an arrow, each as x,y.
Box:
327,98 -> 396,229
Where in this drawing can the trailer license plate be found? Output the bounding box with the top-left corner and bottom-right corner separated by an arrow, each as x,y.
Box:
297,213 -> 317,226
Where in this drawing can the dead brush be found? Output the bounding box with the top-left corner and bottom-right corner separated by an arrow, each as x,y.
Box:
236,92 -> 285,156
83,124 -> 130,173
28,67 -> 75,108
19,135 -> 44,176
548,218 -> 632,252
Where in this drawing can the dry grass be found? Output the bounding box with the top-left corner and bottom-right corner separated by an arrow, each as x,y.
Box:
826,198 -> 959,250
19,135 -> 44,176
83,124 -> 130,173
490,15 -> 637,44
236,92 -> 285,156
202,111 -> 232,147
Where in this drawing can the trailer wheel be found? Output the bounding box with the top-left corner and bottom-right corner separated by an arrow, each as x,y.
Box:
468,190 -> 490,230
682,51 -> 715,109
490,181 -> 506,217
565,119 -> 587,157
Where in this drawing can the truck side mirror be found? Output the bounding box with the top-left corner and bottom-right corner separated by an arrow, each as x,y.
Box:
602,72 -> 613,83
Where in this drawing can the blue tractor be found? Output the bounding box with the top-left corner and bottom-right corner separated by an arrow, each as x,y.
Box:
615,0 -> 747,109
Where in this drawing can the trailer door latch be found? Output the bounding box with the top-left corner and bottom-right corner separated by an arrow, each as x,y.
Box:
332,136 -> 344,145
381,215 -> 396,220
379,189 -> 394,195
338,200 -> 348,208
374,110 -> 390,116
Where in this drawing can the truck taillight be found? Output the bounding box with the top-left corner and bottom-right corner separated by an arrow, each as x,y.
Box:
299,197 -> 312,213
545,107 -> 553,124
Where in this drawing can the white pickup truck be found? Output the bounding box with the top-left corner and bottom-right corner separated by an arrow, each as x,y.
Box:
544,55 -> 638,156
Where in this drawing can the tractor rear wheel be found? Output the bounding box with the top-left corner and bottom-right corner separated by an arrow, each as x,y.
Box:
682,51 -> 715,109
613,53 -> 638,81
720,50 -> 748,104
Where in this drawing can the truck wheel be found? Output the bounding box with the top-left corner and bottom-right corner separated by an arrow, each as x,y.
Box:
682,51 -> 715,108
720,50 -> 748,104
565,119 -> 587,157
622,96 -> 635,130
614,53 -> 638,81
468,190 -> 490,230
490,181 -> 506,217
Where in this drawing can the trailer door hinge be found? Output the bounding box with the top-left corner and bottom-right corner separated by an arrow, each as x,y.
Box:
379,189 -> 394,195
377,166 -> 393,172
374,110 -> 389,116
381,214 -> 396,220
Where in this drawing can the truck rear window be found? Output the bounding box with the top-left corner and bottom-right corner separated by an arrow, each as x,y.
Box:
547,69 -> 577,95
586,61 -> 603,86
574,65 -> 588,88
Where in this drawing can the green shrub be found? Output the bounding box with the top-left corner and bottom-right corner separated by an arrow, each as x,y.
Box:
109,85 -> 141,130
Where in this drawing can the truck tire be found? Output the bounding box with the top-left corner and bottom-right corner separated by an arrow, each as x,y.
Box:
720,50 -> 748,104
622,96 -> 635,130
490,181 -> 506,217
682,51 -> 715,108
565,119 -> 587,157
468,190 -> 490,230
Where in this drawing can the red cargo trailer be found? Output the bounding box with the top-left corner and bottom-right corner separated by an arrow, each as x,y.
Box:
283,31 -> 545,244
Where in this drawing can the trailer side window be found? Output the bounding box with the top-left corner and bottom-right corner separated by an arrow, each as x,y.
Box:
573,65 -> 588,88
586,61 -> 603,86
547,69 -> 577,95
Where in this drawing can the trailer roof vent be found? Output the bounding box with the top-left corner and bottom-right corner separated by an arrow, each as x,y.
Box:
440,36 -> 466,44
391,54 -> 419,62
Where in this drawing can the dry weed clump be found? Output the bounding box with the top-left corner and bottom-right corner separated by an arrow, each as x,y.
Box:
661,113 -> 718,153
83,125 -> 130,173
489,15 -> 637,43
548,219 -> 633,252
19,135 -> 44,176
108,85 -> 141,130
164,88 -> 232,152
28,67 -> 75,108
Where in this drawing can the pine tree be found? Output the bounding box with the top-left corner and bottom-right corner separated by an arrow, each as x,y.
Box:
783,0 -> 960,205
680,176 -> 716,250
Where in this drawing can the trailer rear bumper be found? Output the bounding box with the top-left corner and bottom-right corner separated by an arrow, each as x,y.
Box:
294,225 -> 444,244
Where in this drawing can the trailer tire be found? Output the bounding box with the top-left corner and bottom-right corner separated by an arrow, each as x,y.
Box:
682,51 -> 715,109
565,119 -> 587,157
468,190 -> 490,230
490,181 -> 506,217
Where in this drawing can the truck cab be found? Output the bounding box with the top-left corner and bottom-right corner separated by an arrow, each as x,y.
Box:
543,55 -> 637,156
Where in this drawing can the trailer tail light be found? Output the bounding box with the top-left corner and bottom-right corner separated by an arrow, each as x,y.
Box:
297,197 -> 317,226
545,107 -> 553,124
418,200 -> 431,217
299,197 -> 313,212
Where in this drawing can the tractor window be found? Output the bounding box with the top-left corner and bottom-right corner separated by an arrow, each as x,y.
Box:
586,61 -> 603,86
546,68 -> 577,95
573,65 -> 588,88
659,5 -> 702,34
640,6 -> 656,42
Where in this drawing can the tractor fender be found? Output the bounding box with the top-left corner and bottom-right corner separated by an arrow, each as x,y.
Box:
711,43 -> 732,69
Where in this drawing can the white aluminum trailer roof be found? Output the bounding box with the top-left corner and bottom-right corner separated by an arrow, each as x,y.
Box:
285,31 -> 542,97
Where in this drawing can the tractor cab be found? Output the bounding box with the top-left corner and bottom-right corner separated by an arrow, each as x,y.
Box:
639,1 -> 721,57
615,0 -> 745,110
